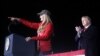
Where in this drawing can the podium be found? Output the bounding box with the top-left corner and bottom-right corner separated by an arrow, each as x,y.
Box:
4,33 -> 36,56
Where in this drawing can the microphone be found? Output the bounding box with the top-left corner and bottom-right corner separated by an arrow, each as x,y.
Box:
8,21 -> 19,33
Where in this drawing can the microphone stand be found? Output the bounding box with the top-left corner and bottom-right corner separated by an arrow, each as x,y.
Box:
8,21 -> 17,34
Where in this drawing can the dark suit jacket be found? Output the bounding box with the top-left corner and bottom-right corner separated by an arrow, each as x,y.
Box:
75,25 -> 99,56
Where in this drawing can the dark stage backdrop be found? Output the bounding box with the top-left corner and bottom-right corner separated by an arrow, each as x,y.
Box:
1,0 -> 100,56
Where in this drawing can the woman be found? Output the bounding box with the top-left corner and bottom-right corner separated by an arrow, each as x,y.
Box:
9,9 -> 54,56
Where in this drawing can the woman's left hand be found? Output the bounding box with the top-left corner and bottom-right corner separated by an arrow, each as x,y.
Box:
25,37 -> 31,42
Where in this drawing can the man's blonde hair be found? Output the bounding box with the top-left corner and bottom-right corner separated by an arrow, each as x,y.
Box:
82,16 -> 91,22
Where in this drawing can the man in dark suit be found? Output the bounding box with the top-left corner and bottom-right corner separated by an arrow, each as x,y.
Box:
75,16 -> 99,56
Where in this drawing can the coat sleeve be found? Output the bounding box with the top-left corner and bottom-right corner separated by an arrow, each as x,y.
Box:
75,33 -> 79,41
19,18 -> 40,29
31,23 -> 53,40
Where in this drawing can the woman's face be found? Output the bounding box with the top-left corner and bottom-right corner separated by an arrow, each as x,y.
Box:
40,14 -> 46,22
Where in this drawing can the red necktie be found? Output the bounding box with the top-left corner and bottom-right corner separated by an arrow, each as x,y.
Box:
83,28 -> 86,32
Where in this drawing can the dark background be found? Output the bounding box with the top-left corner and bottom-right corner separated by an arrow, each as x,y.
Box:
1,0 -> 100,55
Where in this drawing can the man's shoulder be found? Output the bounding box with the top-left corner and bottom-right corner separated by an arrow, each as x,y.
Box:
89,25 -> 97,29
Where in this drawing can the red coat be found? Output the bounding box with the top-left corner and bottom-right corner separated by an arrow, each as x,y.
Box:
19,19 -> 53,52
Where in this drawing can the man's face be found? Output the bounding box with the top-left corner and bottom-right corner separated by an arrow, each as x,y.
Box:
81,17 -> 90,27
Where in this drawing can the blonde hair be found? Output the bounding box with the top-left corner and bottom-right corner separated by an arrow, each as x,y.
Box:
37,14 -> 52,33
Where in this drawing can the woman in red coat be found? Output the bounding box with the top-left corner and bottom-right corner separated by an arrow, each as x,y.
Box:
9,9 -> 54,56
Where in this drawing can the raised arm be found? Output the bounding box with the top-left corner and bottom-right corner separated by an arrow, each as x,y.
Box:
8,17 -> 40,29
19,19 -> 40,29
